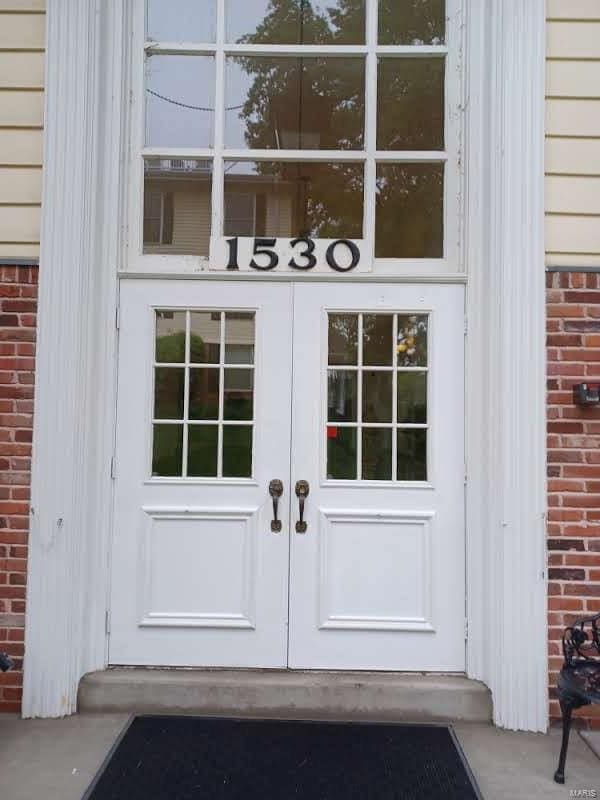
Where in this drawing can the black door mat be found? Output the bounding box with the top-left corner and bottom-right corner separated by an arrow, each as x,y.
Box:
83,715 -> 483,800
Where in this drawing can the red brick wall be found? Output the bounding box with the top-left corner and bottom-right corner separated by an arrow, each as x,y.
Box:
547,270 -> 600,730
0,264 -> 36,713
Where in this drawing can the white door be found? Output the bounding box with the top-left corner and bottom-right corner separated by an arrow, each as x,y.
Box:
109,279 -> 293,667
110,280 -> 465,672
288,283 -> 465,671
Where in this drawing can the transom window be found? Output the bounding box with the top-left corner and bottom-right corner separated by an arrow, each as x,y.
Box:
132,0 -> 460,271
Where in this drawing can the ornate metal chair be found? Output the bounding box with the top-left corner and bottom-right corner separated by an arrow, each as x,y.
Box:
554,611 -> 600,783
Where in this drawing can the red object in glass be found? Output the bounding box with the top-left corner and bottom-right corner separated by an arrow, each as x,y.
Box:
327,426 -> 338,439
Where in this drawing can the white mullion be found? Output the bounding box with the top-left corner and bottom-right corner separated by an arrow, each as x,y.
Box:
225,43 -> 369,56
211,0 -> 226,249
374,151 -> 447,162
144,43 -> 448,57
357,314 -> 363,480
392,313 -> 398,481
221,149 -> 366,163
375,46 -> 448,56
143,147 -> 446,162
364,0 -> 378,265
182,310 -> 190,477
217,311 -> 225,478
145,42 -> 218,55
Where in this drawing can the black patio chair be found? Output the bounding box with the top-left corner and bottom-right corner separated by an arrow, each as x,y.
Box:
554,611 -> 600,783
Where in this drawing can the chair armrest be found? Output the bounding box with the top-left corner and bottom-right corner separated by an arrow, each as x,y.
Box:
562,612 -> 600,666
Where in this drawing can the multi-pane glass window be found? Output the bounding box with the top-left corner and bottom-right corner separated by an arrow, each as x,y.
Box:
152,309 -> 255,478
140,0 -> 455,264
327,312 -> 428,481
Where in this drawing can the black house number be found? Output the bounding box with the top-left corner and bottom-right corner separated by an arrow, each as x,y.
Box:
225,237 -> 360,272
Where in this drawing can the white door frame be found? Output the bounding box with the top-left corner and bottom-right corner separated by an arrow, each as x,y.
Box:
24,0 -> 547,730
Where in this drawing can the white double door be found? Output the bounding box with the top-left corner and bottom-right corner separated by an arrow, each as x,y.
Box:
110,279 -> 465,671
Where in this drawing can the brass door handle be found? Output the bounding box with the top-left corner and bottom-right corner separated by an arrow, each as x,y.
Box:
295,480 -> 310,533
269,479 -> 284,532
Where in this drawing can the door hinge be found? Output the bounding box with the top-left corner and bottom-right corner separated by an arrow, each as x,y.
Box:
464,619 -> 469,641
110,456 -> 117,479
115,303 -> 120,330
105,610 -> 111,636
463,316 -> 468,336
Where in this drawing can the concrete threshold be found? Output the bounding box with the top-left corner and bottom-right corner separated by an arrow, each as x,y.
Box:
78,669 -> 492,723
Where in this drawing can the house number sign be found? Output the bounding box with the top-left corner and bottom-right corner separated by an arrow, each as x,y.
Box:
210,237 -> 368,274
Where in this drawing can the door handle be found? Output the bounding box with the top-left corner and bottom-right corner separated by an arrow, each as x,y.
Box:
295,480 -> 310,533
269,479 -> 284,533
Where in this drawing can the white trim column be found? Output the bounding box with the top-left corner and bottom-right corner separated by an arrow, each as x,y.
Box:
22,1 -> 126,717
465,0 -> 548,731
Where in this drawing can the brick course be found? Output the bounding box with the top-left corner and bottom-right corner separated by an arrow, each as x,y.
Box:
0,265 -> 36,714
547,270 -> 600,730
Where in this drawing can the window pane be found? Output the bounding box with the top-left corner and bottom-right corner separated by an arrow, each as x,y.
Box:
327,427 -> 357,479
226,0 -> 365,45
397,429 -> 427,481
152,424 -> 183,476
144,160 -> 212,256
328,371 -> 357,422
223,426 -> 253,477
363,314 -> 393,366
145,55 -> 215,148
154,368 -> 185,419
378,0 -> 445,45
362,428 -> 392,480
225,56 -> 365,150
328,314 -> 358,366
363,371 -> 392,423
224,161 -> 364,239
189,368 -> 219,420
155,310 -> 186,363
397,315 -> 428,367
224,369 -> 254,420
377,58 -> 444,151
376,164 -> 443,258
147,0 -> 216,43
397,372 -> 427,423
225,313 -> 255,364
190,312 -> 221,364
188,425 -> 218,477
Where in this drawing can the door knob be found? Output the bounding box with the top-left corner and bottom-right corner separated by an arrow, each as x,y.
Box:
269,479 -> 284,533
295,480 -> 310,533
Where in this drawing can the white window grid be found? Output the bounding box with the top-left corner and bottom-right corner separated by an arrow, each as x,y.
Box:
127,0 -> 463,275
324,311 -> 429,482
151,308 -> 255,479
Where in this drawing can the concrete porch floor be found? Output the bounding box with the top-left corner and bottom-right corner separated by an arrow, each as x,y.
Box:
0,714 -> 598,800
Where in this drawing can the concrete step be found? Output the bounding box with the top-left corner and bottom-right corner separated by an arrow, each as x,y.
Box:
78,669 -> 492,723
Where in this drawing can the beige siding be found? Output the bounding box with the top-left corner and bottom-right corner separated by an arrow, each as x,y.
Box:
0,3 -> 44,261
546,7 -> 600,266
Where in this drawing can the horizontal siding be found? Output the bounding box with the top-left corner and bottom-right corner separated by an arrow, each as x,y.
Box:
546,60 -> 600,97
546,176 -> 600,214
0,167 -> 41,203
0,13 -> 45,49
0,5 -> 44,259
547,22 -> 600,59
0,204 -> 40,243
547,0 -> 600,19
545,9 -> 600,265
546,215 -> 600,254
546,138 -> 600,176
